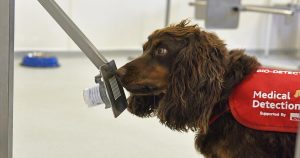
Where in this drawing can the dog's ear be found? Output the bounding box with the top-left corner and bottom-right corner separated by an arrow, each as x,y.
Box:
127,94 -> 162,117
157,28 -> 228,132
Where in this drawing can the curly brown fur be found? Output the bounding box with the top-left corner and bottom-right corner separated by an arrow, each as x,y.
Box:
127,94 -> 163,117
116,20 -> 296,158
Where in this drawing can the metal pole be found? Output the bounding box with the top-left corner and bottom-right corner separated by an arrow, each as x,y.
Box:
264,0 -> 273,56
165,0 -> 171,26
38,0 -> 108,69
0,0 -> 14,157
264,14 -> 272,56
189,0 -> 207,6
237,5 -> 295,15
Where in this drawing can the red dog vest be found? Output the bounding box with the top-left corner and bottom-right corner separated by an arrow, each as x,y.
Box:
229,67 -> 300,133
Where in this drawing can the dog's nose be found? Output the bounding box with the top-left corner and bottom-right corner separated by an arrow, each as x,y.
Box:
115,67 -> 127,79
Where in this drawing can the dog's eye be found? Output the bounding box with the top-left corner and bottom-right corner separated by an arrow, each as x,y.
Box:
155,48 -> 168,56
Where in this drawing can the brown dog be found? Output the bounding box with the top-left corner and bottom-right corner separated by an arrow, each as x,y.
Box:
116,20 -> 296,158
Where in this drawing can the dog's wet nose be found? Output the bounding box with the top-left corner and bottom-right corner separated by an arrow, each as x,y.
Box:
115,67 -> 127,79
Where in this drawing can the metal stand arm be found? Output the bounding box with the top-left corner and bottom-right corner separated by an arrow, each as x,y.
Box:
38,0 -> 107,69
235,5 -> 295,15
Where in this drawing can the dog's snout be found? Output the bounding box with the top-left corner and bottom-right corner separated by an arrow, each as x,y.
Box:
115,67 -> 127,79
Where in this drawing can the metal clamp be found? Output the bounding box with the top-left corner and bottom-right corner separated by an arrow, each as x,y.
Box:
190,0 -> 300,28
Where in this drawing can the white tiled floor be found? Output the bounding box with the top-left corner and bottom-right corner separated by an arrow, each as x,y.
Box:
13,52 -> 300,158
13,54 -> 202,158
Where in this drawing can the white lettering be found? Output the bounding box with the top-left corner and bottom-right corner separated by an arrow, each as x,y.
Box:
253,91 -> 261,99
253,100 -> 260,108
252,100 -> 300,110
252,91 -> 291,100
269,103 -> 275,109
256,69 -> 299,75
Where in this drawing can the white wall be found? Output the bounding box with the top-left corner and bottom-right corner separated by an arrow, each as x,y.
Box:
15,0 -> 300,51
15,0 -> 70,50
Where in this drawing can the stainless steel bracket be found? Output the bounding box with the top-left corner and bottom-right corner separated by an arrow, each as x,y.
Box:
190,0 -> 300,28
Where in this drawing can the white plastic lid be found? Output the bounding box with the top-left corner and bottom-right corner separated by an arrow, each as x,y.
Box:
83,85 -> 104,107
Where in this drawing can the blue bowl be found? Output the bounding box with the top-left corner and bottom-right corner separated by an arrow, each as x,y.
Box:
21,53 -> 59,68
